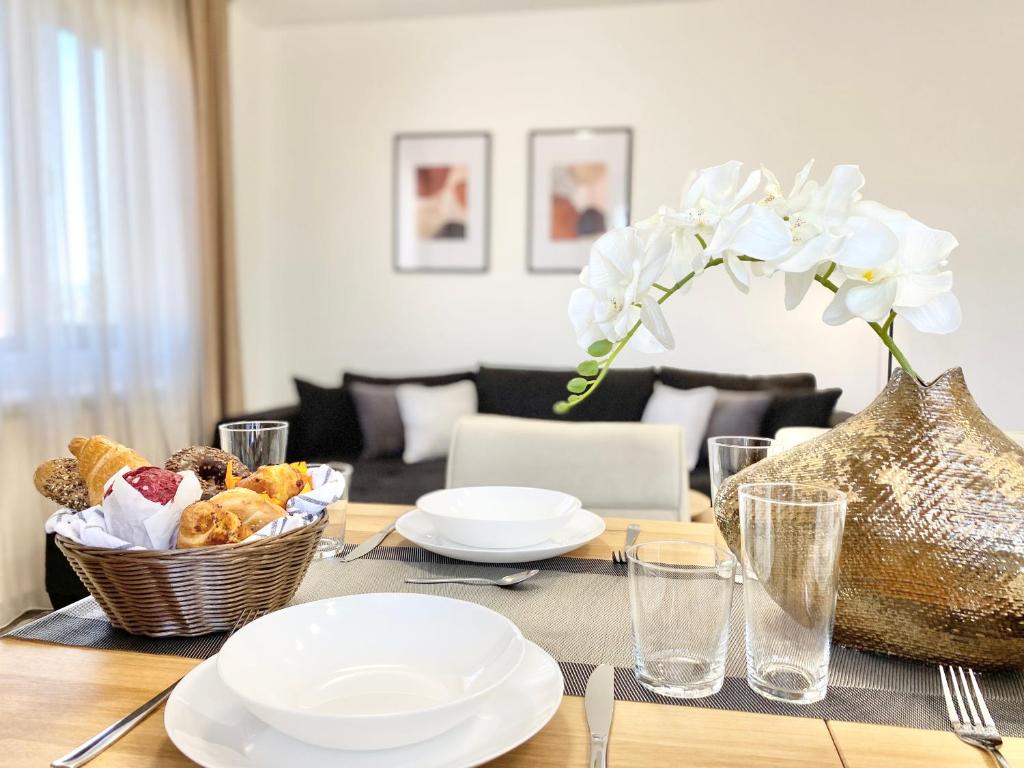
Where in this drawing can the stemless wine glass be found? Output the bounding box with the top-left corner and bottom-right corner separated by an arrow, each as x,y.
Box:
627,540 -> 736,698
707,436 -> 774,503
218,421 -> 289,469
312,462 -> 354,559
739,482 -> 847,704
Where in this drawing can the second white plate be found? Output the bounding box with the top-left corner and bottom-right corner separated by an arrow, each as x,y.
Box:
165,641 -> 563,768
396,507 -> 606,563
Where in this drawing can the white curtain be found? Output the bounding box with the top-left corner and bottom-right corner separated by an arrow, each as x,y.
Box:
0,0 -> 205,625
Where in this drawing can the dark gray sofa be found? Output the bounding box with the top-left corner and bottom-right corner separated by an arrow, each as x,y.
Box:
215,365 -> 845,504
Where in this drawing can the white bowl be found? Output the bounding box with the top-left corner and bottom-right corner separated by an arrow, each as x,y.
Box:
217,594 -> 525,751
416,486 -> 581,549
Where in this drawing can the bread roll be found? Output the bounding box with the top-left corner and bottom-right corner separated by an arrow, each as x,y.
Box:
69,435 -> 149,506
177,488 -> 286,548
34,457 -> 91,511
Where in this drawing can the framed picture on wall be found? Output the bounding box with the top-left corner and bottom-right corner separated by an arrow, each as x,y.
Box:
528,127 -> 632,273
393,132 -> 490,272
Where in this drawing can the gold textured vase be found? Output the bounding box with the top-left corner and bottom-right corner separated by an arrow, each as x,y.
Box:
715,368 -> 1024,669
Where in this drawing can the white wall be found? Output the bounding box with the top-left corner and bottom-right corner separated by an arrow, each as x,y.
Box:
229,0 -> 1024,428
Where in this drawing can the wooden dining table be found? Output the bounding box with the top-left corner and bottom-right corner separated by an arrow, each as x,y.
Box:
2,502 -> 1021,767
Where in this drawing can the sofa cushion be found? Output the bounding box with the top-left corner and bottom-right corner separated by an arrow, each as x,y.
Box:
761,388 -> 843,438
659,368 -> 816,392
294,378 -> 362,459
348,381 -> 405,459
477,365 -> 655,422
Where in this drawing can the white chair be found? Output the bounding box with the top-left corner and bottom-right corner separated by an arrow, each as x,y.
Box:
446,414 -> 690,521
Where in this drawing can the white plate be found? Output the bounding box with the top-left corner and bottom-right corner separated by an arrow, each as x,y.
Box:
396,507 -> 606,563
217,594 -> 525,750
165,641 -> 563,768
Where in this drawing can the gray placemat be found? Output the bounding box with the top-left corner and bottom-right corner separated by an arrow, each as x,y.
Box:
10,546 -> 1024,735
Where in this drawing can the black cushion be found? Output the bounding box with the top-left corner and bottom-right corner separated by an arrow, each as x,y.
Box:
476,365 -> 656,422
760,388 -> 843,437
294,378 -> 362,459
659,368 -> 816,392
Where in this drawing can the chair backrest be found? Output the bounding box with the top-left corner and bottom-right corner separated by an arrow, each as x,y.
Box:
446,415 -> 689,520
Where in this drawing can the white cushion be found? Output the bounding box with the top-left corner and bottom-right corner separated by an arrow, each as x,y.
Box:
395,380 -> 478,464
771,426 -> 829,455
641,383 -> 716,470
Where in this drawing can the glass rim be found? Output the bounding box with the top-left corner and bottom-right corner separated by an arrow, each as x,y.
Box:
218,420 -> 289,432
707,435 -> 775,448
626,539 -> 737,572
738,481 -> 846,507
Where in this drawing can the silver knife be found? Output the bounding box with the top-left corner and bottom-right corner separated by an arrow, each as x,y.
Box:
585,664 -> 614,768
341,520 -> 397,562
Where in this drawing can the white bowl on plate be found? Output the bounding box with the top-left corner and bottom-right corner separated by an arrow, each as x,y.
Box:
416,486 -> 580,548
217,594 -> 525,751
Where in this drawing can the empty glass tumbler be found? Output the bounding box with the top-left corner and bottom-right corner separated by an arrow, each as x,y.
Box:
739,482 -> 847,704
707,436 -> 774,503
627,540 -> 737,698
218,420 -> 289,469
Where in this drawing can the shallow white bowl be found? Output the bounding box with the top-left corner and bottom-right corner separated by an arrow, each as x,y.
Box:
416,486 -> 580,548
217,594 -> 525,751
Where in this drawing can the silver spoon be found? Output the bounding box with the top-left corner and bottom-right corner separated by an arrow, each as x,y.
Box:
404,569 -> 540,587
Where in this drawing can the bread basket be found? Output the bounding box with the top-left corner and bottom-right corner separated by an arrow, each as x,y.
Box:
55,510 -> 327,637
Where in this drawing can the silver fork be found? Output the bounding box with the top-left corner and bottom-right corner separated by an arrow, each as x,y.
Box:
51,607 -> 268,768
612,524 -> 641,565
939,665 -> 1011,768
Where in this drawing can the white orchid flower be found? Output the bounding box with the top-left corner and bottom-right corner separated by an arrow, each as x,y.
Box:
568,227 -> 674,351
823,216 -> 960,333
677,160 -> 784,291
634,207 -> 707,285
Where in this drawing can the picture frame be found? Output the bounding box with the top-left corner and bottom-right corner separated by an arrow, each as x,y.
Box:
527,127 -> 632,273
393,131 -> 490,273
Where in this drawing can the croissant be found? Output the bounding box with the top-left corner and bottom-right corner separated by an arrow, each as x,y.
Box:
69,435 -> 149,506
177,488 -> 286,548
235,462 -> 308,508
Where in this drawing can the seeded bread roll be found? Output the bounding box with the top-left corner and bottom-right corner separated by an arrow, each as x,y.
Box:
34,458 -> 91,511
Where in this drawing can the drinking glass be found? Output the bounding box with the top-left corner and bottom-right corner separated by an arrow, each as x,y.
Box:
312,462 -> 354,559
707,436 -> 774,503
218,421 -> 289,469
627,540 -> 736,698
739,482 -> 847,704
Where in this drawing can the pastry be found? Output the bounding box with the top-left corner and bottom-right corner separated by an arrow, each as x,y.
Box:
165,446 -> 250,500
33,457 -> 91,511
232,462 -> 310,508
176,488 -> 286,548
69,435 -> 149,506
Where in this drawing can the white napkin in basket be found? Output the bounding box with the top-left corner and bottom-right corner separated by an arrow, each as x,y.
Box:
46,465 -> 346,550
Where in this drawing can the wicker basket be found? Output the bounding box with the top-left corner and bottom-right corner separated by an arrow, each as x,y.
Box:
55,511 -> 327,637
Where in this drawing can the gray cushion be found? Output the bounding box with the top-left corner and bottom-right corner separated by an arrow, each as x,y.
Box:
706,390 -> 774,439
348,381 -> 405,459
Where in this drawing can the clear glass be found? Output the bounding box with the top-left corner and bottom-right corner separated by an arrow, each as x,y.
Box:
739,482 -> 847,704
707,436 -> 774,503
218,421 -> 288,469
627,540 -> 736,698
312,462 -> 353,559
